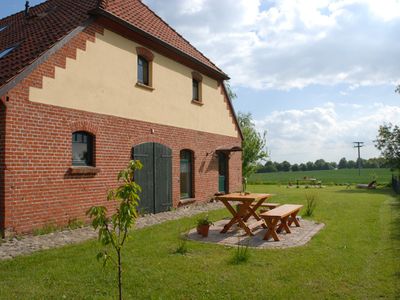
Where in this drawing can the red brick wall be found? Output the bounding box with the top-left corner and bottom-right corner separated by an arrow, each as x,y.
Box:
0,22 -> 242,235
0,100 -> 5,234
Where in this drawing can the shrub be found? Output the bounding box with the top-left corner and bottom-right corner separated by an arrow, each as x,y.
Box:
175,232 -> 189,255
230,239 -> 250,265
304,192 -> 318,217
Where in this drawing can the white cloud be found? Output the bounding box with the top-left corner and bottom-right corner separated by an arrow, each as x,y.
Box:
254,103 -> 400,162
144,0 -> 400,90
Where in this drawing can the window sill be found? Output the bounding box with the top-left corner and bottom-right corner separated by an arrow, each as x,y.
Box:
136,82 -> 154,91
68,166 -> 101,175
191,99 -> 204,106
179,198 -> 196,205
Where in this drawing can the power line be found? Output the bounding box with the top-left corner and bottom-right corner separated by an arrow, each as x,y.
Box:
353,142 -> 364,176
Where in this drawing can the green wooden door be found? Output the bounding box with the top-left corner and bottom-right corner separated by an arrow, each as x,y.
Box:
132,143 -> 154,214
132,143 -> 172,214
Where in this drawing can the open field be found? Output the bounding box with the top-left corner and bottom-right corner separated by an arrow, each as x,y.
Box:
249,168 -> 394,185
0,185 -> 398,299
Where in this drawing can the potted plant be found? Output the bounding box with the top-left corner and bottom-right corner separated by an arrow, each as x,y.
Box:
196,215 -> 214,237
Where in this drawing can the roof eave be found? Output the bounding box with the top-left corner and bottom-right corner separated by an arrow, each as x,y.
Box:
89,8 -> 230,81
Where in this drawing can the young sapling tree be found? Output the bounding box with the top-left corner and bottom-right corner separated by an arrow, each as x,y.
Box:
86,160 -> 143,300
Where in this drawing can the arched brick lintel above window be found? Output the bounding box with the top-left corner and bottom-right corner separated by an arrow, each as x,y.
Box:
136,47 -> 154,61
192,71 -> 203,81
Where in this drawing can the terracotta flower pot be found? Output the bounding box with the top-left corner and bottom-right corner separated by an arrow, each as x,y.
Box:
197,224 -> 210,237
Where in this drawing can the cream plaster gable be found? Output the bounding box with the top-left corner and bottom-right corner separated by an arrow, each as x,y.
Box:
29,29 -> 238,138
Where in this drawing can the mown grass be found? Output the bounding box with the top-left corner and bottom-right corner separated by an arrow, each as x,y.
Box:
0,185 -> 398,299
249,168 -> 393,185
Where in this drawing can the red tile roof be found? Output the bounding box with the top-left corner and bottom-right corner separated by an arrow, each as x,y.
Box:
0,0 -> 227,89
98,0 -> 225,75
0,0 -> 98,88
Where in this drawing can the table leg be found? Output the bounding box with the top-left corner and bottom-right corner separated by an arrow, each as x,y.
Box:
263,217 -> 280,241
236,202 -> 256,236
243,199 -> 268,229
288,210 -> 301,227
220,200 -> 240,233
277,216 -> 291,234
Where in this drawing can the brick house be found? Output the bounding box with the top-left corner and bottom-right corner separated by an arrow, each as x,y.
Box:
0,0 -> 243,236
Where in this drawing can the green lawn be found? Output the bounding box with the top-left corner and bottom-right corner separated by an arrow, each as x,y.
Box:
0,185 -> 399,299
249,168 -> 393,185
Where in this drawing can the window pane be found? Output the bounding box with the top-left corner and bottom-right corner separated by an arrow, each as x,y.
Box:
180,151 -> 193,199
0,46 -> 15,59
72,143 -> 88,164
192,79 -> 199,100
138,56 -> 149,85
72,132 -> 93,166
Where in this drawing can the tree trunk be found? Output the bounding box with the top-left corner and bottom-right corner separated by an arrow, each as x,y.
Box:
118,250 -> 122,300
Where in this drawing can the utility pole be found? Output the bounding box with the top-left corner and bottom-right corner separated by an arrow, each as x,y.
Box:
353,142 -> 364,176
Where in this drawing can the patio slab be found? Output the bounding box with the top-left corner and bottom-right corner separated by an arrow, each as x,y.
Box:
188,218 -> 324,249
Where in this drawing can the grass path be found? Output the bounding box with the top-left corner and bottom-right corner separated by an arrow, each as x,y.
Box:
0,186 -> 398,299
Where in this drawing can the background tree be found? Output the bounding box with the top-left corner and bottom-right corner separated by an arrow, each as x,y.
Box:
264,160 -> 278,173
314,159 -> 329,170
306,161 -> 314,171
238,112 -> 268,178
338,157 -> 348,169
329,162 -> 337,169
280,160 -> 291,172
299,163 -> 307,171
375,123 -> 400,174
291,163 -> 300,172
347,160 -> 357,168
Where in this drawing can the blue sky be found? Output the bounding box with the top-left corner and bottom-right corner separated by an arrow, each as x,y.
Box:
2,0 -> 399,164
0,0 -> 45,16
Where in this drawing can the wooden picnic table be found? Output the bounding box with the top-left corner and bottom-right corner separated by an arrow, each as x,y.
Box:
215,193 -> 272,236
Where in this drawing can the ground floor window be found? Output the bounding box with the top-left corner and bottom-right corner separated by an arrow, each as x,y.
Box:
72,131 -> 93,166
180,150 -> 193,199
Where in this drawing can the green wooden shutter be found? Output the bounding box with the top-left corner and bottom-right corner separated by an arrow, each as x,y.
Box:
154,143 -> 172,213
132,143 -> 154,214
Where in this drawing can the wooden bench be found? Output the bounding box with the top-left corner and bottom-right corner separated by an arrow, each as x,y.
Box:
260,204 -> 303,241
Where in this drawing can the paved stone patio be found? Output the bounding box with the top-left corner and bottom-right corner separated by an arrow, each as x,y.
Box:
188,218 -> 324,249
0,201 -> 224,260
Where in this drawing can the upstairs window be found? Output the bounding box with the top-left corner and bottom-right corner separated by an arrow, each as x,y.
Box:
0,25 -> 7,32
136,47 -> 154,89
192,79 -> 200,100
138,55 -> 149,85
0,46 -> 15,59
191,71 -> 203,103
72,131 -> 94,166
